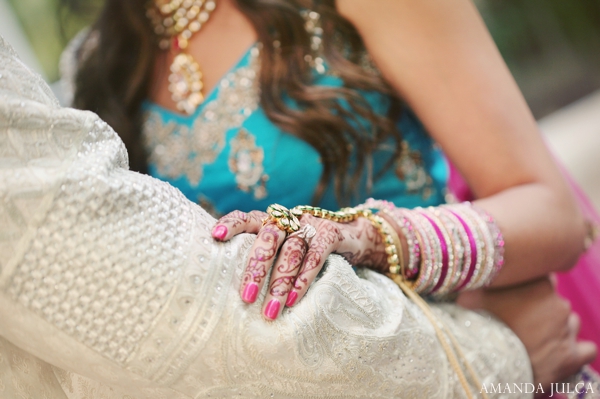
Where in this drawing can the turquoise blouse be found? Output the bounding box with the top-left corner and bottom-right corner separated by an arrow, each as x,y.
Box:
142,45 -> 448,216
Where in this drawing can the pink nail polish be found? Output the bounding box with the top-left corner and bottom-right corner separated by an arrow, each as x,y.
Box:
286,291 -> 298,307
264,300 -> 281,320
212,225 -> 228,240
242,283 -> 259,303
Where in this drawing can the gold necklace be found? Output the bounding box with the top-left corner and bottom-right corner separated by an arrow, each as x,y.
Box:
147,0 -> 217,114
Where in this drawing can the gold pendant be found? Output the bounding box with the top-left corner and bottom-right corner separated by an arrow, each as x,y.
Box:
169,53 -> 204,115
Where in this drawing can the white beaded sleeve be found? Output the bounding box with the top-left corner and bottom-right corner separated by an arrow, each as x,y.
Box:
0,35 -> 533,399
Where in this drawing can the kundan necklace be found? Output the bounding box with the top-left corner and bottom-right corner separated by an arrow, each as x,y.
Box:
147,0 -> 217,115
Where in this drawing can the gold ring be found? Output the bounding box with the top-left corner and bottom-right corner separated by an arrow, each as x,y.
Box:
265,204 -> 302,234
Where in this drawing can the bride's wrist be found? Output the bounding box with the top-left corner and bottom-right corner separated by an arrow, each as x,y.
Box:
356,199 -> 505,297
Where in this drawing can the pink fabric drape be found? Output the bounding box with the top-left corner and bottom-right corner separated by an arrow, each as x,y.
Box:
447,160 -> 600,372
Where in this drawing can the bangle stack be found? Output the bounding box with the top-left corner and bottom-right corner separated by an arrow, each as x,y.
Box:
263,200 -> 505,298
359,199 -> 505,297
348,200 -> 494,398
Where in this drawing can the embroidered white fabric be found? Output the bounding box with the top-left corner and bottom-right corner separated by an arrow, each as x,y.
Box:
0,35 -> 534,398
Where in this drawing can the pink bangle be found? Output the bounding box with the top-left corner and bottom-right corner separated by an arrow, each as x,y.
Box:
420,211 -> 450,294
461,205 -> 495,289
402,210 -> 435,293
447,209 -> 477,292
471,204 -> 505,285
400,214 -> 421,279
426,208 -> 459,296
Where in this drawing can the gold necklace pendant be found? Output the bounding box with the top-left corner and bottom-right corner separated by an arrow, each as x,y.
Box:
148,0 -> 217,114
169,53 -> 204,115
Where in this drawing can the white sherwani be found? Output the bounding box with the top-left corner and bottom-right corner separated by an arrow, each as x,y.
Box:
0,36 -> 531,398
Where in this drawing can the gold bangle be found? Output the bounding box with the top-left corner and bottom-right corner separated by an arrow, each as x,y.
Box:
291,205 -> 360,223
361,212 -> 402,276
378,215 -> 405,278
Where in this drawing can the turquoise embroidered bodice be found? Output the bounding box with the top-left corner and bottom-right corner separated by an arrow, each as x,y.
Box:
142,46 -> 448,216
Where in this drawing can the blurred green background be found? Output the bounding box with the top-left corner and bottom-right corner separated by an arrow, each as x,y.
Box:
5,0 -> 600,118
6,0 -> 96,79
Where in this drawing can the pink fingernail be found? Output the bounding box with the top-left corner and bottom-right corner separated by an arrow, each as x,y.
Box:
212,225 -> 228,241
286,291 -> 298,307
242,283 -> 259,303
264,300 -> 281,320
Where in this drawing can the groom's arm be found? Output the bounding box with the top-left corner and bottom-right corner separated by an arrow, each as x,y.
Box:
0,38 -> 251,395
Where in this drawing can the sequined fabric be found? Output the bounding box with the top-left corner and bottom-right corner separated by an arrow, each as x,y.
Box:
143,48 -> 260,188
0,35 -> 540,398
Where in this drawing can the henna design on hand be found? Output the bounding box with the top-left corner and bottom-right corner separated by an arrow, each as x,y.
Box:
248,211 -> 268,224
268,236 -> 307,296
276,236 -> 308,274
338,218 -> 388,272
294,223 -> 343,291
218,210 -> 267,231
242,224 -> 281,286
269,276 -> 296,297
338,249 -> 389,272
217,210 -> 248,229
294,251 -> 321,291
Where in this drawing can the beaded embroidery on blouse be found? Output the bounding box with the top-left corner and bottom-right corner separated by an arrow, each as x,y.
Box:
143,47 -> 261,187
228,128 -> 269,200
396,141 -> 437,201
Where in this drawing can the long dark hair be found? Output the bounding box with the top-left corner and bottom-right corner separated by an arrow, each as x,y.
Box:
66,0 -> 404,204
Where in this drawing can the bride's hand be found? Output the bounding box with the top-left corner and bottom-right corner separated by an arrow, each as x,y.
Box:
212,209 -> 388,320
